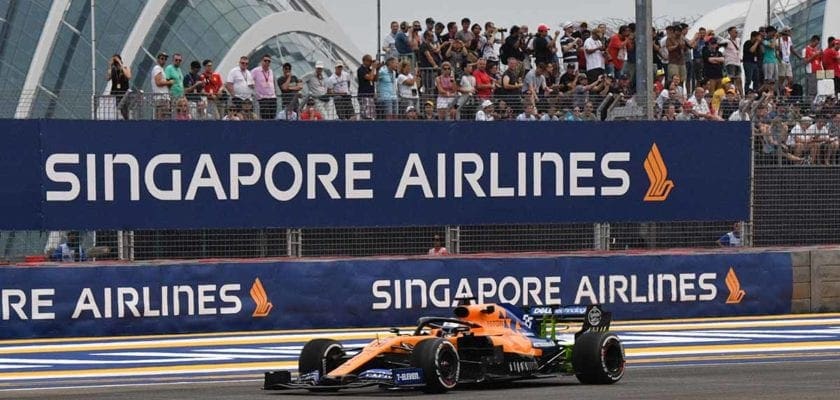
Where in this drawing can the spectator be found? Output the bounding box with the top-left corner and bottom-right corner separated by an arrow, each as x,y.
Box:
661,102 -> 678,120
200,59 -> 223,119
623,23 -> 637,88
226,56 -> 255,113
668,74 -> 687,102
435,61 -> 458,120
174,97 -> 191,121
676,101 -> 695,120
532,24 -> 555,66
475,99 -> 495,121
445,38 -> 469,80
456,17 -> 474,44
761,27 -> 779,86
395,21 -> 412,57
722,26 -> 743,95
558,63 -> 578,93
357,55 -> 378,120
106,54 -> 131,120
689,27 -> 706,93
300,98 -> 324,121
580,101 -> 597,121
165,53 -> 185,100
418,30 -> 441,100
397,60 -> 419,118
787,116 -> 814,161
458,62 -> 476,111
523,62 -> 550,106
151,52 -> 172,120
702,37 -> 725,91
666,25 -> 687,83
473,58 -> 493,101
440,21 -> 458,43
827,113 -> 840,163
778,27 -> 799,94
183,60 -> 206,119
802,35 -> 823,98
560,22 -> 581,71
434,22 -> 446,43
326,61 -> 353,120
481,21 -> 500,61
428,234 -> 449,256
424,17 -> 437,43
377,57 -> 399,120
500,26 -> 525,66
405,105 -> 419,120
719,86 -> 740,120
251,54 -> 277,120
807,117 -> 831,164
222,103 -> 242,121
500,58 -> 524,113
278,63 -> 303,110
607,25 -> 630,77
743,31 -> 762,93
823,38 -> 840,94
516,102 -> 538,121
423,100 -> 437,120
305,61 -> 329,118
688,87 -> 719,120
466,23 -> 484,59
409,21 -> 423,54
717,223 -> 743,247
383,21 -> 399,59
584,28 -> 606,81
572,73 -> 596,109
275,99 -> 299,121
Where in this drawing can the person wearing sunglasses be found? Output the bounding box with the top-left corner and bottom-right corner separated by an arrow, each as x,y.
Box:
225,56 -> 256,114
252,54 -> 277,120
152,52 -> 173,119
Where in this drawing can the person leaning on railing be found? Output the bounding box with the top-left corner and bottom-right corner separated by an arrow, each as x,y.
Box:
357,55 -> 379,120
200,59 -> 224,119
434,61 -> 458,120
396,60 -> 419,119
151,52 -> 172,120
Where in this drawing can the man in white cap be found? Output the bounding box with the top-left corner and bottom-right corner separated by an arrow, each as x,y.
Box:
405,105 -> 419,120
475,99 -> 495,121
305,61 -> 329,118
327,60 -> 353,119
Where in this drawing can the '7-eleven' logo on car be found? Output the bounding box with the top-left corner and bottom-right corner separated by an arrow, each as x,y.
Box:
250,278 -> 273,317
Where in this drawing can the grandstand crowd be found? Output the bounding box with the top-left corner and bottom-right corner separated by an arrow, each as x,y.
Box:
103,17 -> 840,164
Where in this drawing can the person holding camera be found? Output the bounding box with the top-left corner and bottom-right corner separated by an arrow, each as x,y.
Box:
106,54 -> 132,120
584,28 -> 606,82
397,60 -> 419,119
560,22 -> 581,71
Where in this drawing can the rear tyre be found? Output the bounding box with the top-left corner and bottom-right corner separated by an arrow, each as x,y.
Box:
411,338 -> 460,393
298,339 -> 344,392
573,331 -> 625,384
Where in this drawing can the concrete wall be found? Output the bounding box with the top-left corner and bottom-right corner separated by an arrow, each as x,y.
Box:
791,249 -> 840,313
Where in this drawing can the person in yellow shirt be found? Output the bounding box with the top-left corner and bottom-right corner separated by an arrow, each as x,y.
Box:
711,76 -> 731,115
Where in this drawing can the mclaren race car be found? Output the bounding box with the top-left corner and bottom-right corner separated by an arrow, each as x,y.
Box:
263,301 -> 625,393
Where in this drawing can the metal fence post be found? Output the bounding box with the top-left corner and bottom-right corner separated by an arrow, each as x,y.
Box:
287,228 -> 302,257
446,225 -> 460,254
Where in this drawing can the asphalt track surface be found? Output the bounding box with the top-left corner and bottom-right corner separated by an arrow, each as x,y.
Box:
2,314 -> 840,400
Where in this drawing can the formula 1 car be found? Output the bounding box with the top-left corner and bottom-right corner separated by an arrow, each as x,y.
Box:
263,300 -> 625,393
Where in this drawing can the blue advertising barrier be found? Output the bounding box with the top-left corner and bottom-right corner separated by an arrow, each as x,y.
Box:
1,251 -> 791,339
0,119 -> 749,229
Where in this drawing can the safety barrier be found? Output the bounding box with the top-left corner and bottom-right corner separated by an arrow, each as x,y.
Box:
0,250 -> 792,339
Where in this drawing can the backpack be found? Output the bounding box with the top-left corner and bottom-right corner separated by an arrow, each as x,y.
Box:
500,40 -> 513,65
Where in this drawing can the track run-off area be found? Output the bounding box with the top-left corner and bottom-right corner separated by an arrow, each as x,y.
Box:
1,313 -> 840,399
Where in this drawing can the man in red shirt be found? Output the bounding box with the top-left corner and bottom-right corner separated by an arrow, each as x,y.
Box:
803,35 -> 823,97
200,59 -> 224,119
824,37 -> 840,94
472,58 -> 494,100
607,25 -> 630,76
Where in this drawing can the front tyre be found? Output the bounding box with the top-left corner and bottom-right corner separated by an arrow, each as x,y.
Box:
298,338 -> 345,377
573,331 -> 625,384
411,338 -> 460,393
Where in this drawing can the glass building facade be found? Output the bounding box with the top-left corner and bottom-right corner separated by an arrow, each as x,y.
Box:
0,0 -> 360,119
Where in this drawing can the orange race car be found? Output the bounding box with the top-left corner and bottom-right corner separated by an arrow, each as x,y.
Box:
263,300 -> 625,393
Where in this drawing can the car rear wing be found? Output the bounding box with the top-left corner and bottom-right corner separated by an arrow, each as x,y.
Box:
526,305 -> 612,340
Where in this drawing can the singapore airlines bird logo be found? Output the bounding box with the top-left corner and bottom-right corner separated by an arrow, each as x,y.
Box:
250,278 -> 273,317
725,267 -> 746,304
643,143 -> 675,202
